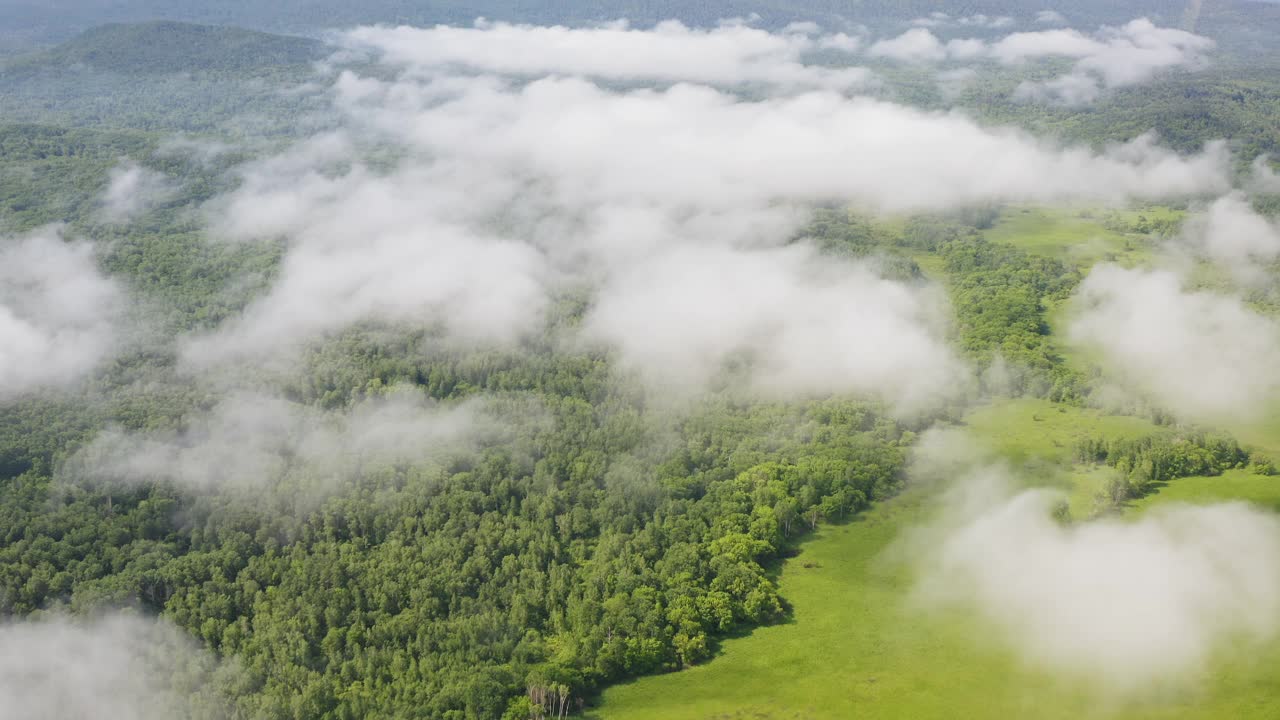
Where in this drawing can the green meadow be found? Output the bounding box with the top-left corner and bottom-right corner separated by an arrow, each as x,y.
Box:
593,398 -> 1280,720
984,206 -> 1171,266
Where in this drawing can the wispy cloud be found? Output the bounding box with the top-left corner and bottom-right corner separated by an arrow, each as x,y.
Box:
0,230 -> 121,399
912,469 -> 1280,695
0,613 -> 229,720
99,161 -> 174,223
1068,265 -> 1280,424
181,22 -> 1231,411
343,19 -> 871,91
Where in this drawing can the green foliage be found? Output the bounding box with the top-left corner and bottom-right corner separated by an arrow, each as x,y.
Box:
940,231 -> 1085,401
1075,430 -> 1252,508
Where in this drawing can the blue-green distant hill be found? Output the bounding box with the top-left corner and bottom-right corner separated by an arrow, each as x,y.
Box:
2,21 -> 326,76
0,22 -> 331,133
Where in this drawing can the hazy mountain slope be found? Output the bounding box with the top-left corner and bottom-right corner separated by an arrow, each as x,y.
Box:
1,21 -> 326,76
0,22 -> 330,133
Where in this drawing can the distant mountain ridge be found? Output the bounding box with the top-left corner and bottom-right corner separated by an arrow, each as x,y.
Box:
2,1 -> 1277,66
0,0 -> 1208,45
2,21 -> 327,76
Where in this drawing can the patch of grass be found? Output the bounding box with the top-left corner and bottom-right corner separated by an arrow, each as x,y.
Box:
1133,468 -> 1280,514
908,251 -> 947,282
984,206 -> 1158,266
962,397 -> 1157,465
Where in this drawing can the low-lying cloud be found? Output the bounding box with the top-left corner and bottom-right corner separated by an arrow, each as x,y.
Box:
0,231 -> 121,399
1035,10 -> 1068,26
1181,192 -> 1280,284
868,18 -> 1211,105
914,471 -> 1280,694
584,242 -> 963,409
69,387 -> 484,495
910,12 -> 1015,30
1252,156 -> 1280,194
0,613 -> 228,720
1009,19 -> 1213,104
175,20 -> 1234,416
342,19 -> 870,91
100,161 -> 174,223
1068,265 -> 1280,424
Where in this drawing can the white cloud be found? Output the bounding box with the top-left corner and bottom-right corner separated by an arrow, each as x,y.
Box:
910,12 -> 1012,30
869,18 -> 1211,105
1180,192 -> 1280,284
1075,19 -> 1213,86
583,242 -> 965,410
910,12 -> 950,28
342,20 -> 871,91
0,231 -> 121,399
817,32 -> 861,53
156,136 -> 236,166
914,471 -> 1280,695
1006,19 -> 1213,105
188,24 -> 1231,407
1035,10 -> 1068,25
0,614 -> 228,720
100,161 -> 173,222
1252,155 -> 1280,194
71,387 -> 484,496
188,139 -> 551,366
782,21 -> 820,36
944,37 -> 989,61
1068,265 -> 1280,423
1014,71 -> 1105,105
957,14 -> 1014,29
989,27 -> 1105,63
868,28 -> 947,63
323,72 -> 1228,212
936,67 -> 978,101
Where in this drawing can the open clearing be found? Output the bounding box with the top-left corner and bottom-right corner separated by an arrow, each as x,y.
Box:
984,206 -> 1170,265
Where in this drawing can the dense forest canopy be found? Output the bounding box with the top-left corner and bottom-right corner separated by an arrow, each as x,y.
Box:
2,4 -> 1280,720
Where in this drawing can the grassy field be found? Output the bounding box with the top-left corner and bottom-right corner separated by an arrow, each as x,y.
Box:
592,399 -> 1280,719
1132,468 -> 1280,514
984,206 -> 1169,266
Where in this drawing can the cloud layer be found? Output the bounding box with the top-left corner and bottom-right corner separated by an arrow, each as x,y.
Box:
1068,265 -> 1280,423
583,243 -> 962,407
0,231 -> 121,399
0,614 -> 227,720
869,18 -> 1212,104
174,20 -> 1239,413
100,161 -> 173,223
1009,20 -> 1214,104
70,387 -> 483,495
343,19 -> 869,90
1181,192 -> 1280,284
